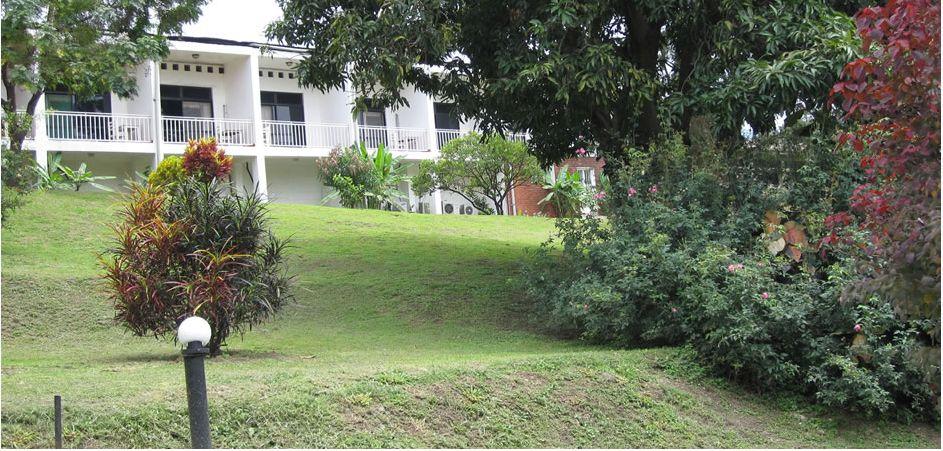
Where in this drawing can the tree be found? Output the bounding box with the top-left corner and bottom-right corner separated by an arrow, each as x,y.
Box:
1,0 -> 207,151
412,133 -> 542,215
268,0 -> 862,170
827,0 -> 940,351
102,141 -> 293,356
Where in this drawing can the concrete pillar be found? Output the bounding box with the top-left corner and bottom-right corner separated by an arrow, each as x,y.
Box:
425,95 -> 438,153
150,60 -> 164,169
431,189 -> 443,214
253,155 -> 268,201
246,52 -> 268,200
32,92 -> 49,170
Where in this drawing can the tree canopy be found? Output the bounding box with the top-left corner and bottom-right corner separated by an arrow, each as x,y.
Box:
1,0 -> 207,148
268,0 -> 866,168
412,132 -> 542,215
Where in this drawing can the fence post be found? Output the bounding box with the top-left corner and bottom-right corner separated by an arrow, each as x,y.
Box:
54,395 -> 62,448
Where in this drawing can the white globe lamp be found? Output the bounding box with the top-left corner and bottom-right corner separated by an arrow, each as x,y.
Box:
177,316 -> 212,346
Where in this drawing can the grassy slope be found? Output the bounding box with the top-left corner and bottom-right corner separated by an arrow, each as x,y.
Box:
1,191 -> 938,448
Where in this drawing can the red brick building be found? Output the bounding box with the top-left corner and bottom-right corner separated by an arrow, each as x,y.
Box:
510,155 -> 606,217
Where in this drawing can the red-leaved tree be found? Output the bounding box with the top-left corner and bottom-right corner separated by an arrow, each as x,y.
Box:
828,0 -> 940,354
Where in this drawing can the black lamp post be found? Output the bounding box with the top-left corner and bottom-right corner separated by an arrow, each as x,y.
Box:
178,316 -> 213,449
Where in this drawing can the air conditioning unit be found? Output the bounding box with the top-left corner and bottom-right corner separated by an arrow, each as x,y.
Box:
444,203 -> 456,214
461,205 -> 475,215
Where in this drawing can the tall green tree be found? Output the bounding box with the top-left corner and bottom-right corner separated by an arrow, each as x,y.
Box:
268,0 -> 864,170
1,0 -> 207,150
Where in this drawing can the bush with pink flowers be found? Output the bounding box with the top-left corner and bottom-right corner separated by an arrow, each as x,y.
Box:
523,130 -> 936,420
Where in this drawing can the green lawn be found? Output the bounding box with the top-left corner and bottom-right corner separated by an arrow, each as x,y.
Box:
1,191 -> 938,448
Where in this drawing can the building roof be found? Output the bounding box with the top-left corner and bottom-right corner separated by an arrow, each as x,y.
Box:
168,35 -> 307,54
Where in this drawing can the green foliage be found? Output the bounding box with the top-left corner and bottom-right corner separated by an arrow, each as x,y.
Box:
1,0 -> 207,151
101,178 -> 293,355
32,153 -> 114,192
147,156 -> 185,187
316,143 -> 408,210
538,166 -> 588,217
414,133 -> 542,215
523,130 -> 936,419
268,0 -> 860,166
1,185 -> 28,224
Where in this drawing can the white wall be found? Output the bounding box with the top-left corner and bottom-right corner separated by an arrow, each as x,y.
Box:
110,63 -> 155,116
56,151 -> 151,192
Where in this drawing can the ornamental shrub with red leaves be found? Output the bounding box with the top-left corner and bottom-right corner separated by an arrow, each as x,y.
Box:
102,177 -> 292,356
182,137 -> 234,182
829,0 -> 940,334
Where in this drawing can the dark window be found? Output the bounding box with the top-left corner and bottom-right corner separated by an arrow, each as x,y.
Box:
358,98 -> 387,147
160,62 -> 167,70
45,88 -> 111,139
184,64 -> 191,71
434,102 -> 460,148
172,63 -> 179,70
261,91 -> 305,146
207,66 -> 214,73
278,72 -> 284,78
160,85 -> 214,142
218,67 -> 224,74
434,102 -> 460,129
196,65 -> 202,72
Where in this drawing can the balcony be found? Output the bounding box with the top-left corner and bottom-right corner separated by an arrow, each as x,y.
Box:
162,117 -> 255,146
28,112 -> 531,153
45,111 -> 153,142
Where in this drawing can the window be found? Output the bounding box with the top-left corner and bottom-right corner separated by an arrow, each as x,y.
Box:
358,98 -> 387,147
45,88 -> 111,139
574,167 -> 596,188
260,91 -> 304,122
160,85 -> 213,142
261,91 -> 305,146
160,85 -> 213,118
433,102 -> 460,130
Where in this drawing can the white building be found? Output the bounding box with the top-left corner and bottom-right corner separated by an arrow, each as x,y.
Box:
11,36 -> 529,214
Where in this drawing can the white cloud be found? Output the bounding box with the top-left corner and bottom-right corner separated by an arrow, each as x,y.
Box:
182,0 -> 283,43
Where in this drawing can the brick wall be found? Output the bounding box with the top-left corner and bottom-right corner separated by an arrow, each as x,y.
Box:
511,156 -> 605,217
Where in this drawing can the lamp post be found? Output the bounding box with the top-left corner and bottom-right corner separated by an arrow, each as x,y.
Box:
177,316 -> 212,449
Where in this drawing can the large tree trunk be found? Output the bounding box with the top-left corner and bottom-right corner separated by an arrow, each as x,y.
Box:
626,5 -> 662,151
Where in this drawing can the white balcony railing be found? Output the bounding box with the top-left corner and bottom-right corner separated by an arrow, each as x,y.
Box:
262,120 -> 352,149
162,116 -> 255,146
357,125 -> 431,152
435,129 -> 463,149
44,111 -> 153,142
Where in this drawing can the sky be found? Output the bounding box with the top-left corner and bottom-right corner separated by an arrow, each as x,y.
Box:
182,0 -> 283,42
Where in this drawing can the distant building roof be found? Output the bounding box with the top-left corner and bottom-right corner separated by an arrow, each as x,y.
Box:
168,36 -> 307,53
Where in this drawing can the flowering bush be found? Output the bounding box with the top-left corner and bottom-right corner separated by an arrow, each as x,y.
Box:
182,138 -> 233,182
524,130 -> 936,419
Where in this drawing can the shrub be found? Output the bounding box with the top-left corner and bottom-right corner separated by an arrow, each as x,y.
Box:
102,160 -> 292,355
182,138 -> 233,182
538,166 -> 589,217
148,156 -> 185,187
523,130 -> 937,419
315,143 -> 407,210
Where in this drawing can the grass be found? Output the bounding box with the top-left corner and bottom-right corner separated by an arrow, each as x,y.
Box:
1,191 -> 938,448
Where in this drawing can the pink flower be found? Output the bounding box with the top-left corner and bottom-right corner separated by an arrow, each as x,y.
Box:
649,185 -> 658,194
627,187 -> 637,197
576,147 -> 587,156
854,324 -> 862,333
726,263 -> 744,273
583,304 -> 589,311
671,307 -> 678,313
594,191 -> 606,200
761,292 -> 770,299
